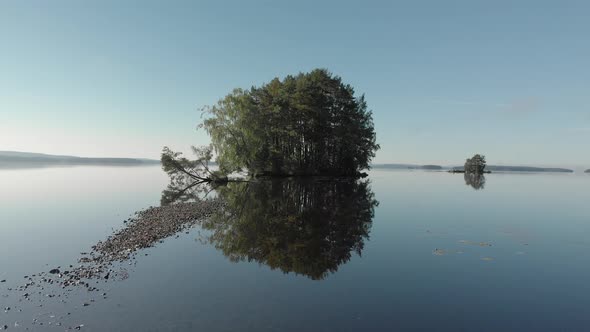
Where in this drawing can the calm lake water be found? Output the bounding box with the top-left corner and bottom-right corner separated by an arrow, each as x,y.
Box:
1,166 -> 590,331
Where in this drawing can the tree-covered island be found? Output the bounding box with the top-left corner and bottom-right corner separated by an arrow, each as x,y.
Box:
449,154 -> 490,174
162,69 -> 379,180
464,154 -> 488,174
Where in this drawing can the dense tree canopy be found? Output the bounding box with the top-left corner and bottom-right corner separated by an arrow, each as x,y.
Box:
464,154 -> 486,174
201,69 -> 379,176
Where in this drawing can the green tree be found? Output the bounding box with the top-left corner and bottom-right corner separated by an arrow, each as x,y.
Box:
201,69 -> 379,177
161,145 -> 227,186
464,154 -> 487,174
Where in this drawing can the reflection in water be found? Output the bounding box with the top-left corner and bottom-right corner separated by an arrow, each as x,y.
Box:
161,180 -> 204,205
198,179 -> 378,280
464,173 -> 486,190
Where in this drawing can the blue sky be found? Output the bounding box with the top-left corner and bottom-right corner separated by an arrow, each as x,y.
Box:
1,1 -> 589,167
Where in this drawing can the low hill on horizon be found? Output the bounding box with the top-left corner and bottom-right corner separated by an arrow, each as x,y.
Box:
0,151 -> 159,168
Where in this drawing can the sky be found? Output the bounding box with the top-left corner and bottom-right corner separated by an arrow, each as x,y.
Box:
1,0 -> 589,167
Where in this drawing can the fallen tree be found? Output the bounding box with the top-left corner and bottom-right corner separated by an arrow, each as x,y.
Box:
161,145 -> 230,185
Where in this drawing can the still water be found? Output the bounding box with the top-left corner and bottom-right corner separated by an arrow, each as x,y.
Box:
1,166 -> 590,331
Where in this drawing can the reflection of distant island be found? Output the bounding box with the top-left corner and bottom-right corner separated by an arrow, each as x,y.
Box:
372,163 -> 575,173
0,151 -> 159,168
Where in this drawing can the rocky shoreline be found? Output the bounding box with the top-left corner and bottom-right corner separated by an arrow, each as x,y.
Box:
1,198 -> 224,330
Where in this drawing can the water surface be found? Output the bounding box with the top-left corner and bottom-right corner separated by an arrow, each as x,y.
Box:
1,166 -> 589,331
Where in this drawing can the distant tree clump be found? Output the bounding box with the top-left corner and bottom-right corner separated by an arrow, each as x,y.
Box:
464,154 -> 487,174
200,69 -> 379,177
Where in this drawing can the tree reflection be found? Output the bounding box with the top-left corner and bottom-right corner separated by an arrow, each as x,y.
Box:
464,173 -> 486,190
160,172 -> 221,205
200,179 -> 378,280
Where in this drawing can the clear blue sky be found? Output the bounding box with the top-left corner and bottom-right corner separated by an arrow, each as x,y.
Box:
2,0 -> 589,167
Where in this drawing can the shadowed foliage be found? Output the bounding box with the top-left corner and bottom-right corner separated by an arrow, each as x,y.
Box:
464,154 -> 487,174
199,178 -> 378,280
464,173 -> 486,190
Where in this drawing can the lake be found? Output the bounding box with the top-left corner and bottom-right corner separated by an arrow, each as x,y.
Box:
1,166 -> 590,331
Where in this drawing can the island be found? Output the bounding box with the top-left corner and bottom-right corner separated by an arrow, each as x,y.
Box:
585,169 -> 590,173
162,69 -> 380,181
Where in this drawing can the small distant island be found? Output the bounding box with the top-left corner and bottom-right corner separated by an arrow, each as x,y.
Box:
0,151 -> 159,168
448,154 -> 490,174
585,169 -> 590,173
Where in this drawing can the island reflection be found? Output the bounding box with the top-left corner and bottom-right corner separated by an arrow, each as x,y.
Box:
464,173 -> 486,190
164,178 -> 378,280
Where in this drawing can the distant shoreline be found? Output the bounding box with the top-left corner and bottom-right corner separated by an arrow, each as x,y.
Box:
0,151 -> 583,173
0,151 -> 159,169
372,163 -> 575,173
